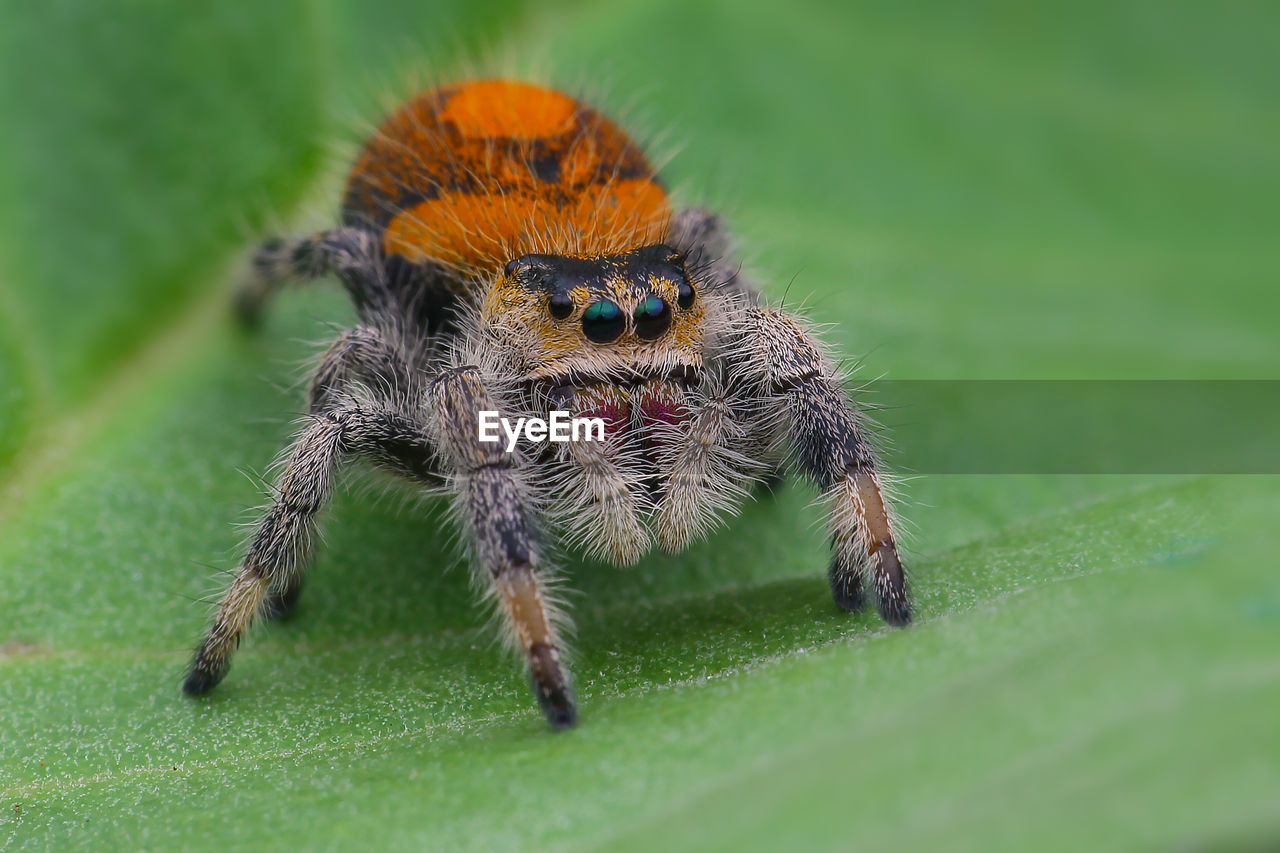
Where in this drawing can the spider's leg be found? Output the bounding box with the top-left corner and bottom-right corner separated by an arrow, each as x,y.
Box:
548,384 -> 651,565
431,366 -> 576,729
735,307 -> 911,625
236,227 -> 397,325
262,323 -> 429,619
184,402 -> 436,695
308,324 -> 414,413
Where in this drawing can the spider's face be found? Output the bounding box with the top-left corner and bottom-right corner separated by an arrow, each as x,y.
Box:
482,244 -> 705,382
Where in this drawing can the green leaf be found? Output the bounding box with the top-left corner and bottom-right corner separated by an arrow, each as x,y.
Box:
2,1 -> 1278,850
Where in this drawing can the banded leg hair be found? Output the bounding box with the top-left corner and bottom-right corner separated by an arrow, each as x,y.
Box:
235,227 -> 396,326
431,367 -> 575,727
263,325 -> 432,619
187,348 -> 575,726
186,312 -> 438,688
733,307 -> 911,625
184,395 -> 437,695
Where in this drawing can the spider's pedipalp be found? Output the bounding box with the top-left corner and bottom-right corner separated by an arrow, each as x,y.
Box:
549,383 -> 652,565
648,378 -> 758,552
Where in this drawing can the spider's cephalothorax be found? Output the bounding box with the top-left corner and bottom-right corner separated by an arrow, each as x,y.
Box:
190,79 -> 912,729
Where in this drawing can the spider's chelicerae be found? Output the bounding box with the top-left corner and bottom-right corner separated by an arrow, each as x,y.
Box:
185,80 -> 911,728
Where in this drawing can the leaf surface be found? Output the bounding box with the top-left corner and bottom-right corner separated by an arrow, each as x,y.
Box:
2,1 -> 1277,850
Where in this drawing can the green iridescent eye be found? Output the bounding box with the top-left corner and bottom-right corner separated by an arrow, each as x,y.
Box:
634,295 -> 671,340
582,299 -> 624,343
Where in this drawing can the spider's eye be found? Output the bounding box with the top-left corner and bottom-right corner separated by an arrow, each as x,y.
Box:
676,280 -> 695,309
548,291 -> 573,320
633,295 -> 671,340
581,299 -> 624,343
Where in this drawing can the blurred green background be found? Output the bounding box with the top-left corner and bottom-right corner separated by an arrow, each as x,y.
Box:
1,1 -> 1277,849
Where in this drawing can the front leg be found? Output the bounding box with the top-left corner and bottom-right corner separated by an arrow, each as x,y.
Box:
266,324 -> 430,619
735,307 -> 911,626
431,367 -> 576,728
184,403 -> 437,695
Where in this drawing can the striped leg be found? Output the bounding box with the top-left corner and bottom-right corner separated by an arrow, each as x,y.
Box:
737,307 -> 911,625
184,403 -> 434,694
235,227 -> 395,325
431,367 -> 576,728
264,324 -> 426,619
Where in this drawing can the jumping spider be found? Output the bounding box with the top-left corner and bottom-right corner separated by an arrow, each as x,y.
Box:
185,80 -> 911,728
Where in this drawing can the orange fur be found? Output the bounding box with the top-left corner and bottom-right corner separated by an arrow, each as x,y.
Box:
343,80 -> 671,275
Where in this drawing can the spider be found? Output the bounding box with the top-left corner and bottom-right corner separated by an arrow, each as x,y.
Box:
184,79 -> 911,729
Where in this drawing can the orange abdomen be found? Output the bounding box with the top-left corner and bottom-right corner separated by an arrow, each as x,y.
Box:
342,80 -> 671,278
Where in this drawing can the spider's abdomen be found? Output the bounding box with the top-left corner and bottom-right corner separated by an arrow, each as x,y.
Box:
342,80 -> 671,281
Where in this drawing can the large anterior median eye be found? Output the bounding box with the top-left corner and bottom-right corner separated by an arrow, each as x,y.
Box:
633,295 -> 671,340
582,299 -> 625,342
